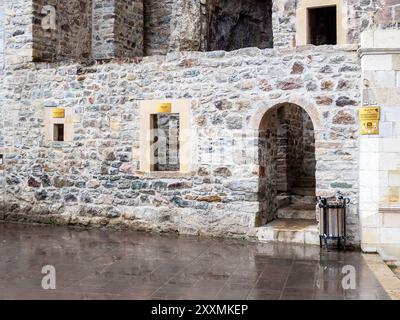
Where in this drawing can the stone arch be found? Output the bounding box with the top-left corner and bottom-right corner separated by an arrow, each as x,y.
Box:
254,99 -> 319,228
250,96 -> 322,133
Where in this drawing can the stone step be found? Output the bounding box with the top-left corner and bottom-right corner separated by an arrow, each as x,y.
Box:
257,219 -> 319,245
277,204 -> 317,220
277,195 -> 291,208
291,187 -> 315,196
290,195 -> 317,205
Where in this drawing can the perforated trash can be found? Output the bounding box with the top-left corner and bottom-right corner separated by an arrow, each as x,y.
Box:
318,196 -> 350,250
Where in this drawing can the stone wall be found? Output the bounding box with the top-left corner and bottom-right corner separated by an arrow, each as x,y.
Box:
143,0 -> 174,55
258,108 -> 279,225
114,0 -> 144,58
275,104 -> 309,192
3,0 -> 34,66
32,0 -> 92,62
271,0 -> 296,48
0,45 -> 361,243
303,109 -> 316,176
92,0 -> 115,59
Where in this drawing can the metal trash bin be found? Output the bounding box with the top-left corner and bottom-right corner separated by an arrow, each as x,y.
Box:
318,196 -> 350,250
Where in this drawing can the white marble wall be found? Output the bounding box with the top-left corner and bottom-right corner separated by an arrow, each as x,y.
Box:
360,29 -> 400,258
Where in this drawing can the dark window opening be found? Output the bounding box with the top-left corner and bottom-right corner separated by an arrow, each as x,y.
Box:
151,114 -> 180,172
308,6 -> 337,45
207,0 -> 273,51
54,124 -> 64,142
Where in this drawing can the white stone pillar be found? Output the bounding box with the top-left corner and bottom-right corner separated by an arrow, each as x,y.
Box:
359,29 -> 400,259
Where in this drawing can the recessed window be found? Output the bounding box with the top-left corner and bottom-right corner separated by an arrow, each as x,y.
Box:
308,6 -> 337,45
53,123 -> 64,142
151,114 -> 180,172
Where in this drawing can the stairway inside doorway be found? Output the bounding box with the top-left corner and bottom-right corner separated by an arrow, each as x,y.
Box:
258,175 -> 319,245
257,103 -> 318,245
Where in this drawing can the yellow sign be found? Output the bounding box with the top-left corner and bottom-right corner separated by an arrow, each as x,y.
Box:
157,103 -> 172,113
360,106 -> 380,135
359,106 -> 380,121
360,120 -> 379,135
52,108 -> 65,118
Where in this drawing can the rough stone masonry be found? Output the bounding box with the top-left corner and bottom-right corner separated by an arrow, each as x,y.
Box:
0,0 -> 399,246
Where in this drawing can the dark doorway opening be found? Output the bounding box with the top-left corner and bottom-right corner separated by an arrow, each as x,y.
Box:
308,6 -> 337,46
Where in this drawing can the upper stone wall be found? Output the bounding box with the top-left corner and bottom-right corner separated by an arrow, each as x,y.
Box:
32,0 -> 92,62
2,0 -> 399,65
93,0 -> 144,60
347,0 -> 400,44
114,0 -> 144,58
144,0 -> 174,55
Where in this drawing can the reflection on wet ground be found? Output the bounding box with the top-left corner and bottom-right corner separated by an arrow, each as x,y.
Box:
0,222 -> 390,300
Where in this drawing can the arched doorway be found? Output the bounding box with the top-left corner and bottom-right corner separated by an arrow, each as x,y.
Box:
257,103 -> 317,239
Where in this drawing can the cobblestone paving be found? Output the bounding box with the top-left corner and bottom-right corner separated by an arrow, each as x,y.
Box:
0,222 -> 390,300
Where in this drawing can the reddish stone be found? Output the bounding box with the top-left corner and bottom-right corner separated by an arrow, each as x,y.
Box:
337,79 -> 350,90
277,79 -> 303,90
333,111 -> 355,124
321,80 -> 334,90
291,62 -> 304,74
178,59 -> 199,68
315,96 -> 333,105
258,79 -> 272,91
195,115 -> 207,127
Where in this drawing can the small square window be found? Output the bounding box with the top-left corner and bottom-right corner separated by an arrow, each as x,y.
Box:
308,6 -> 337,46
53,123 -> 64,142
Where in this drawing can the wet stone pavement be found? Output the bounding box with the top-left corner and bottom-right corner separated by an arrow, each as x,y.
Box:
0,222 -> 390,300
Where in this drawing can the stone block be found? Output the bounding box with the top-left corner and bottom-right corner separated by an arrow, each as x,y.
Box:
382,211 -> 400,228
392,55 -> 400,71
363,70 -> 396,89
380,227 -> 400,243
359,152 -> 379,170
380,153 -> 400,171
389,171 -> 400,187
360,169 -> 379,187
361,227 -> 380,245
397,71 -> 400,87
361,30 -> 400,49
384,107 -> 400,122
382,139 -> 400,153
360,138 -> 380,153
361,54 -> 393,71
379,122 -> 393,138
360,186 -> 380,202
